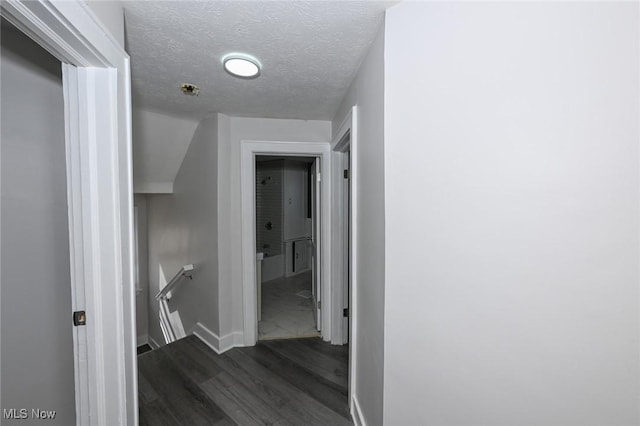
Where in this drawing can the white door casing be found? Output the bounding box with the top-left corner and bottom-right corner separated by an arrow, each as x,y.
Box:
241,140 -> 332,345
312,157 -> 322,330
342,151 -> 350,342
1,1 -> 136,425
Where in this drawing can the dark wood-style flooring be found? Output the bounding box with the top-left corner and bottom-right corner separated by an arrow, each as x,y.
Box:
138,335 -> 352,425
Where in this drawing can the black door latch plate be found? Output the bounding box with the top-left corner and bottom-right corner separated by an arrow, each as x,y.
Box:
73,311 -> 86,326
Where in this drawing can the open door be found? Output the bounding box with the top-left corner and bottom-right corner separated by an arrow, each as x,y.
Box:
311,157 -> 322,331
343,151 -> 351,343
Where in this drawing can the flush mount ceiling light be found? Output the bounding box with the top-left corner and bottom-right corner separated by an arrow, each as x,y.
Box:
222,53 -> 261,79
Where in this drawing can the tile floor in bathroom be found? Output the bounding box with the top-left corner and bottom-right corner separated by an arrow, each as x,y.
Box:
258,270 -> 320,340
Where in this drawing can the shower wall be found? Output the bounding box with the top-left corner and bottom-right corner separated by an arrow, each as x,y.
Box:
256,160 -> 284,280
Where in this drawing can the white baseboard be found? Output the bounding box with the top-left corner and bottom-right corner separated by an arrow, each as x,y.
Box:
148,335 -> 161,350
351,395 -> 366,426
192,322 -> 244,354
136,334 -> 148,347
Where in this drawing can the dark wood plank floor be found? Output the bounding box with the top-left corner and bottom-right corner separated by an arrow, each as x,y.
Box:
138,335 -> 352,426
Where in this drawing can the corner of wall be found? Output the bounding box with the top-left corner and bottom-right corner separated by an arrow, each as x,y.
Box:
145,113 -> 221,348
192,322 -> 244,354
84,0 -> 125,49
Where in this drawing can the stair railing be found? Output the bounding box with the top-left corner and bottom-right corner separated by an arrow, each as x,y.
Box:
155,264 -> 194,344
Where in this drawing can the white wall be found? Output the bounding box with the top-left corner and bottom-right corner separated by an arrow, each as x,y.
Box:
85,0 -> 125,49
332,21 -> 386,426
146,115 -> 219,345
133,108 -> 199,193
1,23 -> 75,425
384,2 -> 639,425
134,195 -> 149,345
217,115 -> 331,338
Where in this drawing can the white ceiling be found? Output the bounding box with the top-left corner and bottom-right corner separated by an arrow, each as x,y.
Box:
123,1 -> 395,121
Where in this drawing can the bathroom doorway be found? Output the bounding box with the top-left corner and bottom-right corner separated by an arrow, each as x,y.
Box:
255,155 -> 321,340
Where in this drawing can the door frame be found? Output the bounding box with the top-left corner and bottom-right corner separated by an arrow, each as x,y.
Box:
331,106 -> 358,414
240,140 -> 332,345
310,157 -> 322,331
1,2 -> 136,425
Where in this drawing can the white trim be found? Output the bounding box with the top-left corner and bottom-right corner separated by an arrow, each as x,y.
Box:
1,2 -> 136,425
331,109 -> 352,344
63,63 -> 126,426
134,206 -> 141,293
147,335 -> 161,350
331,106 -> 359,413
1,0 -> 127,67
62,64 -> 91,426
351,395 -> 367,426
241,140 -> 332,345
192,323 -> 245,354
133,181 -> 173,194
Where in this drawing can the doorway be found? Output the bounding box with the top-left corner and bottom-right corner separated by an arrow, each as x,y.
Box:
240,140 -> 332,346
341,150 -> 351,343
331,134 -> 352,345
255,156 -> 320,340
331,106 -> 358,413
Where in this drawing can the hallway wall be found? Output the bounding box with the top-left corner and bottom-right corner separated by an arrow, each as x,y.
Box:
146,115 -> 220,345
216,116 -> 331,339
132,108 -> 199,193
383,2 -> 639,424
134,194 -> 149,345
332,20 -> 386,426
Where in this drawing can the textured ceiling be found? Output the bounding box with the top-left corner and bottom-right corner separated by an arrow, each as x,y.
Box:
123,1 -> 395,121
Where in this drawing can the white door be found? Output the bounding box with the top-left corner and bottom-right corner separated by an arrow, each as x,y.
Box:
343,151 -> 351,343
311,157 -> 322,331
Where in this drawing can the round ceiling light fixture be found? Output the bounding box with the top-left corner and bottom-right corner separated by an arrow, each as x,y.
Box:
222,53 -> 261,79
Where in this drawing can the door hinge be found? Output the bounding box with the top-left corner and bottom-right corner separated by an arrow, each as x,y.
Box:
344,169 -> 349,179
316,172 -> 321,182
343,308 -> 349,317
318,300 -> 321,310
73,311 -> 86,326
